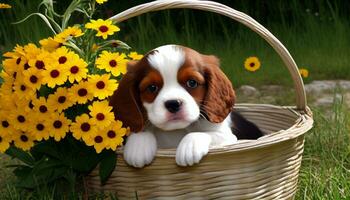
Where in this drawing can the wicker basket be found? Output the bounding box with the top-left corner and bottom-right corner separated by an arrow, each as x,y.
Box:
86,1 -> 314,199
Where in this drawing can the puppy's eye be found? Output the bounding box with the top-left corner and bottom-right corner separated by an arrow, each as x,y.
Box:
147,84 -> 158,93
186,79 -> 198,89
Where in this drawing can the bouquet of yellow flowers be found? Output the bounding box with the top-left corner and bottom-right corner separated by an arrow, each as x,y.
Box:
0,0 -> 140,191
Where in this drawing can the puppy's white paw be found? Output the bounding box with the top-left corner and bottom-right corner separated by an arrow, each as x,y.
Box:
123,132 -> 157,168
176,132 -> 211,166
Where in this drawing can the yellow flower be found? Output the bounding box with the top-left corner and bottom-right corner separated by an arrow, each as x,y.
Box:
23,43 -> 41,61
85,19 -> 120,39
47,112 -> 71,141
32,97 -> 53,115
68,81 -> 94,104
28,50 -> 53,70
13,130 -> 35,151
95,51 -> 127,76
299,68 -> 309,78
41,63 -> 69,88
67,56 -> 88,83
22,68 -> 43,90
88,74 -> 118,100
244,56 -> 261,72
0,71 -> 15,96
96,0 -> 108,4
15,98 -> 34,113
128,52 -> 143,60
51,46 -> 76,68
70,114 -> 97,140
0,132 -> 11,153
0,111 -> 16,137
47,87 -> 74,112
83,131 -> 107,153
0,93 -> 16,112
103,120 -> 126,151
39,37 -> 62,52
12,79 -> 36,100
0,3 -> 11,9
9,108 -> 31,131
2,55 -> 26,75
55,26 -> 84,42
88,100 -> 115,128
27,114 -> 50,141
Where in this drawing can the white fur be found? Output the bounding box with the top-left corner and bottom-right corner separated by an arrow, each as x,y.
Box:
123,45 -> 237,168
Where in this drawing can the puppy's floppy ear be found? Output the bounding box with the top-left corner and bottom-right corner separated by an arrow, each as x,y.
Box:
201,55 -> 236,123
109,61 -> 145,132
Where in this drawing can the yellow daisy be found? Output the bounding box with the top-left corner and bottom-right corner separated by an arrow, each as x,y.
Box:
28,50 -> 53,70
2,56 -> 26,75
0,111 -> 16,137
88,100 -> 115,128
83,131 -> 107,153
41,63 -> 69,88
0,94 -> 16,112
13,130 -> 35,151
68,81 -> 94,104
96,0 -> 108,5
12,79 -> 36,100
299,68 -> 309,78
67,55 -> 88,83
0,132 -> 11,153
70,114 -> 97,141
103,120 -> 126,151
85,19 -> 120,40
47,112 -> 71,141
9,109 -> 30,131
23,43 -> 42,61
244,56 -> 261,72
22,68 -> 43,90
15,98 -> 34,113
0,3 -> 11,9
95,51 -> 127,76
51,46 -> 76,68
56,26 -> 84,42
128,52 -> 143,60
88,74 -> 118,100
27,114 -> 50,141
39,37 -> 62,52
47,87 -> 74,112
32,97 -> 53,115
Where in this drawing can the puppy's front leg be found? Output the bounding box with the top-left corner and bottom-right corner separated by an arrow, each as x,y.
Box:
123,131 -> 157,168
176,132 -> 212,166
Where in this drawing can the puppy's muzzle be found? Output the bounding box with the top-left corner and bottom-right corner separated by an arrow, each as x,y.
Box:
164,99 -> 183,113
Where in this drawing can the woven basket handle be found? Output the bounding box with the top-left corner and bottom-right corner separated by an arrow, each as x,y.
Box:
110,0 -> 307,110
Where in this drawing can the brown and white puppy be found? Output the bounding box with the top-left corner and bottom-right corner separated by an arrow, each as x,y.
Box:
110,45 -> 261,168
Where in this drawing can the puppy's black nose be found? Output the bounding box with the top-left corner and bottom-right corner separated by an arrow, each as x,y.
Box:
164,100 -> 183,113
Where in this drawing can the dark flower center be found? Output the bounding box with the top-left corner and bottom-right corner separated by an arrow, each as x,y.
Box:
17,115 -> 25,123
249,63 -> 255,67
50,70 -> 60,78
35,60 -> 45,69
58,96 -> 66,104
81,122 -> 90,132
39,105 -> 48,113
20,135 -> 28,142
36,124 -> 45,131
99,25 -> 108,33
53,120 -> 62,129
70,66 -> 79,74
94,136 -> 103,143
24,63 -> 30,70
107,131 -> 116,138
29,101 -> 34,109
0,136 -> 2,142
2,121 -> 9,128
96,81 -> 105,89
30,75 -> 38,83
13,72 -> 17,79
78,88 -> 87,97
109,60 -> 117,67
96,113 -> 105,121
111,42 -> 118,47
16,58 -> 21,65
20,85 -> 26,91
58,56 -> 67,64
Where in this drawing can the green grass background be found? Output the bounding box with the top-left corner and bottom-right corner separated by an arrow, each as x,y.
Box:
0,0 -> 349,199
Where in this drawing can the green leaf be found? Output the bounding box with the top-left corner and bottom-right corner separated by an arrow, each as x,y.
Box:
6,146 -> 35,166
99,150 -> 117,185
12,12 -> 58,34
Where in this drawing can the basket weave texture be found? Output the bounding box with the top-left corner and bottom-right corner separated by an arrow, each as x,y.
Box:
86,1 -> 314,199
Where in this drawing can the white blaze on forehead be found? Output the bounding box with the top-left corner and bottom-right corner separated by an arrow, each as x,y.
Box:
147,45 -> 185,81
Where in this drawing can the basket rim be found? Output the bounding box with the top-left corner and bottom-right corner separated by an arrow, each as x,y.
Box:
116,103 -> 313,157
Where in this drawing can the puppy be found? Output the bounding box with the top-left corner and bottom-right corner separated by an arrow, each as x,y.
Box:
109,45 -> 262,168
